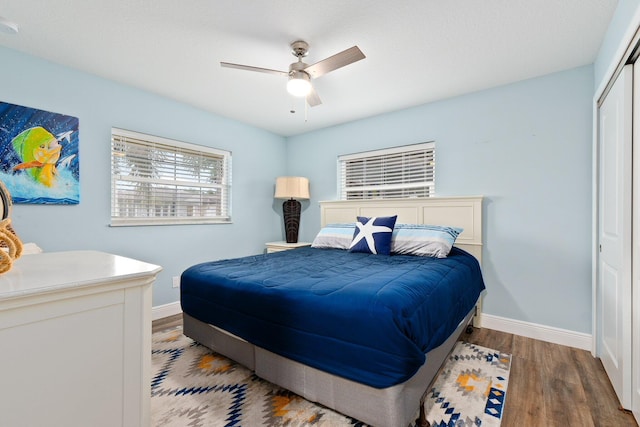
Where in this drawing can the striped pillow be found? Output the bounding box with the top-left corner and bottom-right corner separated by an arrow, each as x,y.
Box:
311,223 -> 355,249
391,224 -> 463,258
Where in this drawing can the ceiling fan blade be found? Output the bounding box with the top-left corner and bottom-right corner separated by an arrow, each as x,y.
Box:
304,46 -> 365,79
220,62 -> 288,76
306,86 -> 322,107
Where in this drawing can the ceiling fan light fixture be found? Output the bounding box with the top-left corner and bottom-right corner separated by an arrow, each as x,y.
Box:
287,71 -> 312,97
222,40 -> 364,108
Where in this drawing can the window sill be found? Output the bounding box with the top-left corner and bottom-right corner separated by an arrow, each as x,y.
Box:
110,218 -> 232,227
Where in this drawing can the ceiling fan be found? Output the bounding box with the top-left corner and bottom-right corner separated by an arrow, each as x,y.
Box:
221,40 -> 365,107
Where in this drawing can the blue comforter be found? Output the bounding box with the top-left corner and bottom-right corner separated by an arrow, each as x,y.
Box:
180,246 -> 485,388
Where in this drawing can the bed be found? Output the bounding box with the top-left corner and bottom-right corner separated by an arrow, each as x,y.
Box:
181,196 -> 485,427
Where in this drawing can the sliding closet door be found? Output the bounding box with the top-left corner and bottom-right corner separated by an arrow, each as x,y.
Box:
633,62 -> 640,423
598,63 -> 632,410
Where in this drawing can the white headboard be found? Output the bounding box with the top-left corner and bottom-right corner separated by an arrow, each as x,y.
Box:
319,196 -> 483,263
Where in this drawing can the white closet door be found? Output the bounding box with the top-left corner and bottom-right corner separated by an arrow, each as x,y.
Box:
633,62 -> 640,424
598,63 -> 632,410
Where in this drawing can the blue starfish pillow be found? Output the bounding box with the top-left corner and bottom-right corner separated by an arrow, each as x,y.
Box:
349,215 -> 397,255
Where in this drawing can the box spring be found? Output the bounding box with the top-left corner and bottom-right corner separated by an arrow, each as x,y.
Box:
183,305 -> 475,427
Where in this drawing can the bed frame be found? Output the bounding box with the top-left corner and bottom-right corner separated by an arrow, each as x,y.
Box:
183,196 -> 484,427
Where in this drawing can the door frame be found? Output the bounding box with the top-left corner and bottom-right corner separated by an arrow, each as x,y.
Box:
593,8 -> 640,424
592,5 -> 640,359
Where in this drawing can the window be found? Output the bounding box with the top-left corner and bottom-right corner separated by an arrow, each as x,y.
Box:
338,142 -> 435,200
111,128 -> 231,226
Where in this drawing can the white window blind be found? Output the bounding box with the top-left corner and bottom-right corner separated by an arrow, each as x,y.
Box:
111,128 -> 231,226
338,142 -> 435,200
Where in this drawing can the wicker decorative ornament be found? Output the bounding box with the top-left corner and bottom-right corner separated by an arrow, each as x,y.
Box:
0,181 -> 23,273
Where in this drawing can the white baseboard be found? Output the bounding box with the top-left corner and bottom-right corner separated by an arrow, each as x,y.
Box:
478,313 -> 592,351
152,301 -> 182,321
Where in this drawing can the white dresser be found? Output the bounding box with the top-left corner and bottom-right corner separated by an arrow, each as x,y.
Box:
0,251 -> 161,427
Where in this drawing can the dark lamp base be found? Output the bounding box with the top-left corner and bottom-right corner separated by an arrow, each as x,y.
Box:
282,199 -> 301,243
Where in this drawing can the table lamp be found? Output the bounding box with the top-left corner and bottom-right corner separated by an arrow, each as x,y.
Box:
274,176 -> 310,243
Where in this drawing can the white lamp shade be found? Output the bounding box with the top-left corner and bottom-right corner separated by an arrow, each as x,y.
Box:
274,176 -> 310,199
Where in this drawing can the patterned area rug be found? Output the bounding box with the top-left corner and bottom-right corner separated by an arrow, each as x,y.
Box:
424,341 -> 511,427
151,328 -> 511,427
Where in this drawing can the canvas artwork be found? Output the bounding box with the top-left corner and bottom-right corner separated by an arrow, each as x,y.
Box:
0,101 -> 79,204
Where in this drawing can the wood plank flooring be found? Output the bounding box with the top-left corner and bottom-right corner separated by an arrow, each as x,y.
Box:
152,315 -> 638,427
463,327 -> 637,427
152,313 -> 182,333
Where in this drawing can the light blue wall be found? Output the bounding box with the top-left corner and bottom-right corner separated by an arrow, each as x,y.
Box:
287,66 -> 594,333
594,0 -> 640,90
0,37 -> 606,334
0,46 -> 287,307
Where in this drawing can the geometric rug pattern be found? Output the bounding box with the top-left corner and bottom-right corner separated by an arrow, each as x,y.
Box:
424,341 -> 511,427
151,327 -> 368,427
152,328 -> 511,427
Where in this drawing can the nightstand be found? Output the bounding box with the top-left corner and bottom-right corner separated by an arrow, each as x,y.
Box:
266,241 -> 312,254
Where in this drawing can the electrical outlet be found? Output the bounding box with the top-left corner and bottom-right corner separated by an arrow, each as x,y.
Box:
172,276 -> 180,288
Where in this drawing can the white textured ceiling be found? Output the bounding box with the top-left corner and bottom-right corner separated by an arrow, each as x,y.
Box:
0,0 -> 618,137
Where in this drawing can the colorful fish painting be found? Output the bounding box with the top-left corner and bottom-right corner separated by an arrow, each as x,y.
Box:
12,127 -> 63,187
0,101 -> 79,204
